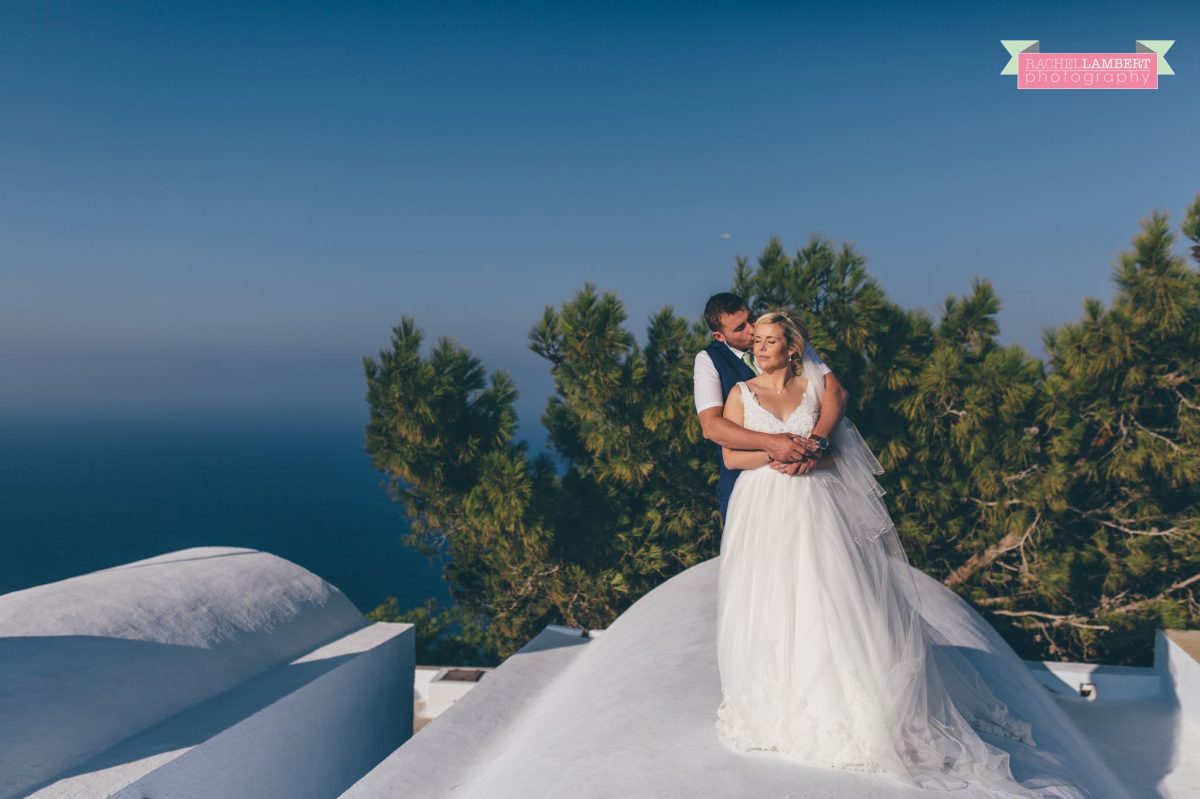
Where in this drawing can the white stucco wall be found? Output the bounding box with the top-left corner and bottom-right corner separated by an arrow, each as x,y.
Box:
1025,659 -> 1163,700
1161,631 -> 1200,720
422,668 -> 490,717
28,621 -> 412,799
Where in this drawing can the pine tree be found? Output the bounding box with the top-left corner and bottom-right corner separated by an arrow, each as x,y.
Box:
980,202 -> 1200,663
362,319 -> 561,662
529,285 -> 717,595
364,289 -> 717,663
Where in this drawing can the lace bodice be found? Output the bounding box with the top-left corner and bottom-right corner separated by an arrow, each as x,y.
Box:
738,379 -> 819,437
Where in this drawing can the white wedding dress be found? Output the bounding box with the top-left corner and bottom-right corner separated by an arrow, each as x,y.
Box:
715,379 -> 1083,797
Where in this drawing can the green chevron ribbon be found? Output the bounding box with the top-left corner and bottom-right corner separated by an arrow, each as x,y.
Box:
1000,40 -> 1039,75
1135,40 -> 1175,75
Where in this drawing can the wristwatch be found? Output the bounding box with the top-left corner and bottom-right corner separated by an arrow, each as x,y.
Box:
811,435 -> 830,453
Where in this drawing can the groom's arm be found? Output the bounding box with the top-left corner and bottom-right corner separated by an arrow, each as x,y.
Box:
720,386 -> 772,470
698,407 -> 814,461
791,372 -> 850,475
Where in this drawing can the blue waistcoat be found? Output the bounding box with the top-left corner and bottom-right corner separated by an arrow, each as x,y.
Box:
704,341 -> 756,522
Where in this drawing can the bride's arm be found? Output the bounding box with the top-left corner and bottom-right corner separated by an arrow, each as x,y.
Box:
795,371 -> 850,475
811,371 -> 849,439
720,385 -> 771,470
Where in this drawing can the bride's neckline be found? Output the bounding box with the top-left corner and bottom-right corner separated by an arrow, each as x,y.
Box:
743,379 -> 813,424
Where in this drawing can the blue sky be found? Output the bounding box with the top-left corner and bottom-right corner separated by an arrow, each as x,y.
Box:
1,0 -> 1196,443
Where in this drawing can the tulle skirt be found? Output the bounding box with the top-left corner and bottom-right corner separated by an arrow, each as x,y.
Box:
714,464 -> 1063,796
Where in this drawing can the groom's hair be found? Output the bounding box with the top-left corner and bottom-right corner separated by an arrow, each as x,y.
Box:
704,293 -> 749,332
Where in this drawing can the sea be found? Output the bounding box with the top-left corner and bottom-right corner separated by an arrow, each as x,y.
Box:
0,412 -> 450,615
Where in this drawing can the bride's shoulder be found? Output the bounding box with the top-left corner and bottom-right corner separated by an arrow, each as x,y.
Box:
738,378 -> 761,396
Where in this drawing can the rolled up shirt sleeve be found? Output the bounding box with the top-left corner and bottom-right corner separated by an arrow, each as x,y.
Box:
693,350 -> 725,414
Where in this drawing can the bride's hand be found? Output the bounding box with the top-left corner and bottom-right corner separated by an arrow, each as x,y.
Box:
797,451 -> 836,474
769,459 -> 805,476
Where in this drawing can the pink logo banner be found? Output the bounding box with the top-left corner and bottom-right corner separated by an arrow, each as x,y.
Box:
1000,41 -> 1174,90
1020,53 -> 1156,89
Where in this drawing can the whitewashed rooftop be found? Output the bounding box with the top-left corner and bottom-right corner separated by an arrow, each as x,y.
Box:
4,547 -> 1194,798
346,557 -> 1197,799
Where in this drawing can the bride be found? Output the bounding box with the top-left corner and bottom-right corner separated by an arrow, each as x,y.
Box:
713,310 -> 1086,797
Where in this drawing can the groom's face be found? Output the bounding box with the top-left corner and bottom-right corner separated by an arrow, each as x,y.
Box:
713,307 -> 755,352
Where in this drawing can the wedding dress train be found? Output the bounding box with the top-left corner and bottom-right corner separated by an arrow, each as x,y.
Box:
714,379 -> 1085,797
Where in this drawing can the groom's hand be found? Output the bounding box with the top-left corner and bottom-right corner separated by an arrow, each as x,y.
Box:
766,433 -> 820,464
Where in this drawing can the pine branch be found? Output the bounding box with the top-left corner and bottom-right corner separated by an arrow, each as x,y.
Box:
1002,465 -> 1041,485
1132,419 -> 1189,453
967,498 -> 1027,508
1175,387 -> 1200,413
988,609 -> 1111,632
1068,505 -> 1189,539
944,512 -> 1041,588
1103,572 -> 1200,616
940,400 -> 967,419
990,573 -> 1200,638
492,563 -> 563,620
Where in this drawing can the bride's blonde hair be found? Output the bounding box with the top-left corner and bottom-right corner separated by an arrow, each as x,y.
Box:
753,310 -> 809,376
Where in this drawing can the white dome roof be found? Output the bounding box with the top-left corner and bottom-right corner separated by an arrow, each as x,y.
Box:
0,547 -> 366,798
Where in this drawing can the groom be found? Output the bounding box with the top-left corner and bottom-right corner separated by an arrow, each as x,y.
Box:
694,292 -> 849,521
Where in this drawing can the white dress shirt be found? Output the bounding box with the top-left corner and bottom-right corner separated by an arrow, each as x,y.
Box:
693,343 -> 832,414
